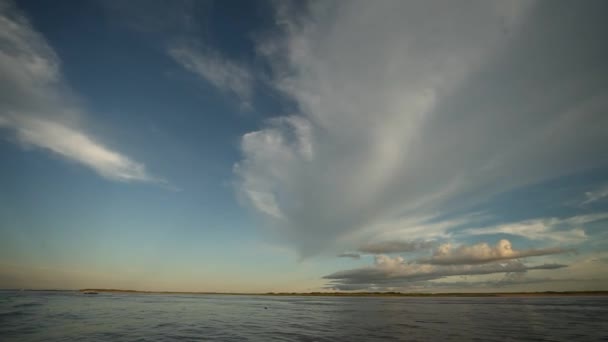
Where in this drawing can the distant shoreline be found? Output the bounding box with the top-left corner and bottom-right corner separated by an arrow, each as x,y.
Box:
65,289 -> 608,297
3,289 -> 607,297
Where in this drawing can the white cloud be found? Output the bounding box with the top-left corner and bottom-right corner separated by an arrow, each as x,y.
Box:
0,115 -> 155,182
244,189 -> 283,219
0,1 -> 159,184
462,213 -> 608,244
420,239 -> 569,265
236,1 -> 608,257
234,115 -> 313,220
169,45 -> 253,107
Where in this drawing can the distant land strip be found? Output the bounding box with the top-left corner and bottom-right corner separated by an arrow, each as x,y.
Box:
68,289 -> 608,297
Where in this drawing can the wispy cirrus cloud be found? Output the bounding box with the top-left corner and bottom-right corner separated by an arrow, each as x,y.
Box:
0,115 -> 156,183
0,0 -> 161,184
169,45 -> 253,109
100,1 -> 254,110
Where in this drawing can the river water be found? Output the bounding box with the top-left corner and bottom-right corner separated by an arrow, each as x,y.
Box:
1,291 -> 606,341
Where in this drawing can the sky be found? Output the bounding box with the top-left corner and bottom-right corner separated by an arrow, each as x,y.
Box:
0,0 -> 607,293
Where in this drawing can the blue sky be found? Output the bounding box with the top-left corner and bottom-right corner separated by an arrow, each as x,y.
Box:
1,0 -> 607,292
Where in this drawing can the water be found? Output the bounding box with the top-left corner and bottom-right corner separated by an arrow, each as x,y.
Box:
1,291 -> 607,341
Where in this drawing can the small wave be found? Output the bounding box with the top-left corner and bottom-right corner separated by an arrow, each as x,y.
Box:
13,302 -> 42,308
415,320 -> 448,324
0,310 -> 28,318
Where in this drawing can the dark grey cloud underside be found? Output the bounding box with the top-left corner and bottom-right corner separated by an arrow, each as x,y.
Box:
328,276 -> 596,291
324,262 -> 567,290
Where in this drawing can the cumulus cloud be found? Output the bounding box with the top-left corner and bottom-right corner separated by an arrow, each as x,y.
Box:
234,115 -> 313,220
235,0 -> 608,257
169,45 -> 253,108
324,254 -> 566,291
418,239 -> 570,265
0,0 -> 160,184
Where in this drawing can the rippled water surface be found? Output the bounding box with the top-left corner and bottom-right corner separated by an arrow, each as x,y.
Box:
1,291 -> 607,341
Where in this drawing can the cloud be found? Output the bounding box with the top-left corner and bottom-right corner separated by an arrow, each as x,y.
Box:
461,213 -> 608,243
100,1 -> 252,109
324,254 -> 567,291
582,184 -> 608,205
0,115 -> 156,182
418,239 -> 570,265
337,253 -> 360,259
412,276 -> 590,291
0,1 -> 159,184
358,240 -> 435,254
234,115 -> 313,219
235,1 -> 608,257
169,44 -> 253,108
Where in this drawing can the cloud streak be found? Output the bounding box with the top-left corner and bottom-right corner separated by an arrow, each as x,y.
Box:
358,240 -> 435,255
461,213 -> 608,243
0,115 -> 155,182
324,254 -> 566,291
0,0 -> 159,184
337,253 -> 360,260
582,184 -> 608,205
169,45 -> 253,108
